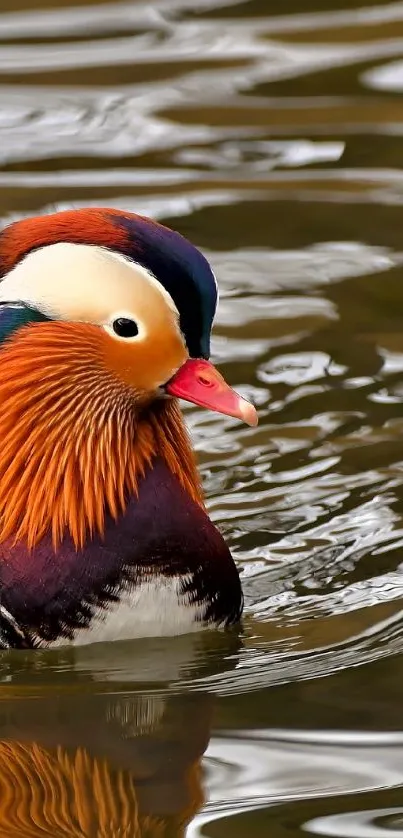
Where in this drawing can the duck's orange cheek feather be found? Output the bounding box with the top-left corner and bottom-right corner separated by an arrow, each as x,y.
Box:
100,327 -> 188,394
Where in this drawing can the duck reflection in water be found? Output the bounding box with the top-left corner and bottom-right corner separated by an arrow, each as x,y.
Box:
0,631 -> 239,836
0,690 -> 210,836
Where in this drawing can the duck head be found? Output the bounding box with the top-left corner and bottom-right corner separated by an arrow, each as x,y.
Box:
0,207 -> 257,423
0,208 -> 257,555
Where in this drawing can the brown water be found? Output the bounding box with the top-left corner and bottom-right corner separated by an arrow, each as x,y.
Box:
1,0 -> 403,835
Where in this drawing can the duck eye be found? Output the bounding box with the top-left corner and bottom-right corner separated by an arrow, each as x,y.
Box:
112,317 -> 139,338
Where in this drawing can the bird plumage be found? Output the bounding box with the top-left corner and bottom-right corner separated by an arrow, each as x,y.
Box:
0,207 -> 256,647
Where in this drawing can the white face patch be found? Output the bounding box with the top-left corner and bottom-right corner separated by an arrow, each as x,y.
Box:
104,249 -> 180,319
0,242 -> 184,349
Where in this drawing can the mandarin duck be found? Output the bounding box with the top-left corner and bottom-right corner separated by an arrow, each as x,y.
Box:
0,208 -> 257,648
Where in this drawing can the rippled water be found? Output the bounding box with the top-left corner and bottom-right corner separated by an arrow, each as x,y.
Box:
2,0 -> 403,835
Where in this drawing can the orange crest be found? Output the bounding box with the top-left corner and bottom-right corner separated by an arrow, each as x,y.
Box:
0,208 -> 132,276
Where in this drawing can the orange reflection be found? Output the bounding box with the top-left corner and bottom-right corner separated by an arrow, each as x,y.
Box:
0,692 -> 210,837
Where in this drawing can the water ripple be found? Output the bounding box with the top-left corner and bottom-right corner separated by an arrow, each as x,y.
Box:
2,1 -> 403,833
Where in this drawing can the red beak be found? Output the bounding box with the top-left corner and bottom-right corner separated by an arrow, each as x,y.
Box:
166,359 -> 258,426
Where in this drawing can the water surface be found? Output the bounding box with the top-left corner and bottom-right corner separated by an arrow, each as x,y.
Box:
1,0 -> 403,835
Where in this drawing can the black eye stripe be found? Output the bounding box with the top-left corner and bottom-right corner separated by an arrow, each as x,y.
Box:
112,317 -> 139,338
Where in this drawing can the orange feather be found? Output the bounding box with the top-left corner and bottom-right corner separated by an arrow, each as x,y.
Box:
0,321 -> 203,551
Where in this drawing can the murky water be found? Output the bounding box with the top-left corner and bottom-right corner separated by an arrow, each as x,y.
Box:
1,0 -> 403,834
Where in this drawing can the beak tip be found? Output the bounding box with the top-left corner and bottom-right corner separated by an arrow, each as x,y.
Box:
239,398 -> 258,427
167,359 -> 258,426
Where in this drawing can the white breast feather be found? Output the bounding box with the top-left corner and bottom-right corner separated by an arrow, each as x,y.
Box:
51,574 -> 208,647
